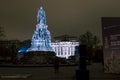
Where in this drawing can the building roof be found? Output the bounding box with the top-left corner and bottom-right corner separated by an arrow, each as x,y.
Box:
54,34 -> 77,41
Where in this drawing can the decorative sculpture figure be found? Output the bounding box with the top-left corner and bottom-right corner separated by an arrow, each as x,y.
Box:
27,6 -> 53,52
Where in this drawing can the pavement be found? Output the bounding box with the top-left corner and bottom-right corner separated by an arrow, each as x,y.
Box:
88,63 -> 120,80
0,63 -> 120,80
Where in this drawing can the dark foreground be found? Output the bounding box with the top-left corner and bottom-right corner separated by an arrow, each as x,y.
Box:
0,63 -> 120,80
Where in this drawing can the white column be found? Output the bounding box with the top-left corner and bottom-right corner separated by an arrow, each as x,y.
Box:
57,46 -> 59,56
59,46 -> 61,56
58,46 -> 60,56
65,47 -> 67,59
72,46 -> 74,55
62,46 -> 64,57
69,46 -> 71,56
66,46 -> 68,58
73,45 -> 75,55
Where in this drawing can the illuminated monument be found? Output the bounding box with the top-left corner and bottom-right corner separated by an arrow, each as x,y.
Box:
27,7 -> 53,52
26,7 -> 79,59
18,6 -> 79,61
17,6 -> 55,64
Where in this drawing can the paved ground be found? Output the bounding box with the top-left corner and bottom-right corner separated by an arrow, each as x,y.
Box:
0,63 -> 120,80
0,65 -> 77,80
88,63 -> 120,80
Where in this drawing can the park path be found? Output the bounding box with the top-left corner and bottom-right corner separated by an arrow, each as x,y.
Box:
0,65 -> 77,80
0,63 -> 120,80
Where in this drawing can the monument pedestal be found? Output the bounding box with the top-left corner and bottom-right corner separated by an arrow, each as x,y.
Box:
21,51 -> 55,64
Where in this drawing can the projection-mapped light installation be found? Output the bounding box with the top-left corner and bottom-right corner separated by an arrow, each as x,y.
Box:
27,6 -> 53,52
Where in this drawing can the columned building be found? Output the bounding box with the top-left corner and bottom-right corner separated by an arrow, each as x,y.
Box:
51,41 -> 79,59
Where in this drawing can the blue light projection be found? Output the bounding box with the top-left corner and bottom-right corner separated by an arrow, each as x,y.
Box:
27,6 -> 53,52
18,40 -> 31,53
18,43 -> 30,53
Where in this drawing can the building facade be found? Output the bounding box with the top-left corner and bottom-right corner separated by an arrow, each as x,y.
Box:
51,41 -> 79,59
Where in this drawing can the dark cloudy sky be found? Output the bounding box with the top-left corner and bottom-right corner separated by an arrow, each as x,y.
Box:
0,0 -> 120,42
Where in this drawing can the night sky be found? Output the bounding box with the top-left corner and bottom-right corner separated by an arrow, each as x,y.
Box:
0,0 -> 120,42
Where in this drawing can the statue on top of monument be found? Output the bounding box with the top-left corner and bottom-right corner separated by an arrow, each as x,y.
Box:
37,7 -> 46,24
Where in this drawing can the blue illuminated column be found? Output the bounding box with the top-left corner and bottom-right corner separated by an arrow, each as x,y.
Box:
27,6 -> 53,52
